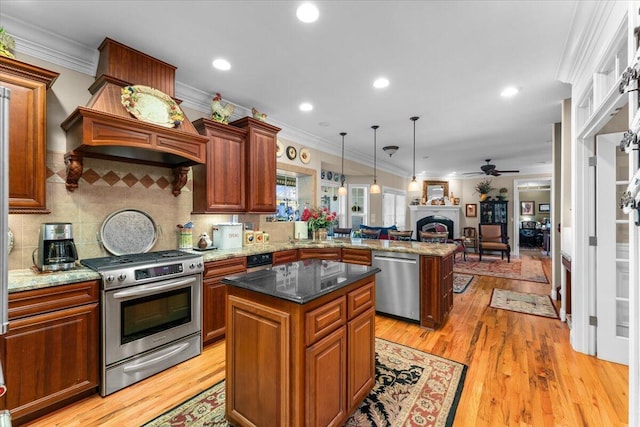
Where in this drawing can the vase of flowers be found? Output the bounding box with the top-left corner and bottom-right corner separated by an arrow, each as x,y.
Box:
301,207 -> 337,240
475,178 -> 494,201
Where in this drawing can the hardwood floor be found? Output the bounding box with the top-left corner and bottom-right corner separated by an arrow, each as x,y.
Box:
23,253 -> 628,426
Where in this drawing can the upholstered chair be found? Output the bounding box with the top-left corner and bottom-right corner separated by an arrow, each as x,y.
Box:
479,224 -> 511,262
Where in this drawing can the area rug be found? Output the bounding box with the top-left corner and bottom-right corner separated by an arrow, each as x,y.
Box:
453,273 -> 474,293
453,254 -> 548,283
489,288 -> 558,318
143,338 -> 467,427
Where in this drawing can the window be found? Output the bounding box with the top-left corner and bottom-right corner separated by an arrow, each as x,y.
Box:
382,188 -> 407,229
276,174 -> 299,221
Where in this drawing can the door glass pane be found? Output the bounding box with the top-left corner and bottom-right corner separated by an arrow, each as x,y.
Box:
616,299 -> 630,338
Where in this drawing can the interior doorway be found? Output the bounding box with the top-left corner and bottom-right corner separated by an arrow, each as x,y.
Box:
512,178 -> 552,258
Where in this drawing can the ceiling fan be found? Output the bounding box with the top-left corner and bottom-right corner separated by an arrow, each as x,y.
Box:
464,159 -> 520,177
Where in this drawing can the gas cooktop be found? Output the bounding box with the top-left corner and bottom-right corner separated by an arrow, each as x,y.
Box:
81,250 -> 201,271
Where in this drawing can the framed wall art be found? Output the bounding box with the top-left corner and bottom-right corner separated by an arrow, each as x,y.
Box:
520,201 -> 535,216
465,203 -> 477,217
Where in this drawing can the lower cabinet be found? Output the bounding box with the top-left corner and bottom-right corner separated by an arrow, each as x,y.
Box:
0,281 -> 99,425
420,253 -> 454,329
226,277 -> 375,427
202,257 -> 247,345
298,247 -> 342,261
272,249 -> 299,265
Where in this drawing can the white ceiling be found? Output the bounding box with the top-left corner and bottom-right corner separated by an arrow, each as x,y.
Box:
0,0 -> 576,179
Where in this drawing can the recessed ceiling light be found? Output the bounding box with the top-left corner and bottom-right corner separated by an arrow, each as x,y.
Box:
501,86 -> 519,97
373,77 -> 389,89
212,58 -> 231,71
296,3 -> 319,23
299,102 -> 313,112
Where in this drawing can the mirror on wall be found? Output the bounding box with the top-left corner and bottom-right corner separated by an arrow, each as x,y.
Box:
422,180 -> 449,203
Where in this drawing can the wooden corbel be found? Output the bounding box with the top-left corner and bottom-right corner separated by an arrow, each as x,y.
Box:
64,152 -> 83,192
172,166 -> 190,197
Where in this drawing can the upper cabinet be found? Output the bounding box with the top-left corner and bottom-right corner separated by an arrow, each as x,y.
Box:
0,57 -> 58,213
192,118 -> 247,213
231,117 -> 280,213
193,116 -> 280,214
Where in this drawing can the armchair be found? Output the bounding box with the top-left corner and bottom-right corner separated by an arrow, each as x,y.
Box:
479,224 -> 511,262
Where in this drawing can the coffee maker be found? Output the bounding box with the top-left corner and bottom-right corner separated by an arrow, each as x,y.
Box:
33,223 -> 78,272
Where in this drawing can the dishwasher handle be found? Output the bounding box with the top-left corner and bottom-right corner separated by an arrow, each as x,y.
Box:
373,255 -> 418,264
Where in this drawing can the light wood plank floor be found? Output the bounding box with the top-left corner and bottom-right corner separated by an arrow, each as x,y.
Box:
24,253 -> 628,426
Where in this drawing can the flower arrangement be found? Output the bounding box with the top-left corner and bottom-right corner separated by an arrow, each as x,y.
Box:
0,27 -> 15,59
474,178 -> 494,195
301,206 -> 337,231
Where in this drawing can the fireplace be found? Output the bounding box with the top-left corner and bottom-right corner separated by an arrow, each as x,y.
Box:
416,215 -> 454,241
409,205 -> 460,239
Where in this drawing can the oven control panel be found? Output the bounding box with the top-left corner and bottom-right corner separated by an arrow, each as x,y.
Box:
134,263 -> 184,280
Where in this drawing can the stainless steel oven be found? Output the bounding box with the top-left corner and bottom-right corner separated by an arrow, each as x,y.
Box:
82,250 -> 204,396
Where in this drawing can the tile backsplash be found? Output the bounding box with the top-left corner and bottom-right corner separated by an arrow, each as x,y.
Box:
7,152 -> 240,270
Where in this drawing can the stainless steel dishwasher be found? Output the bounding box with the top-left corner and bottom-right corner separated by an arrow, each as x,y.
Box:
372,250 -> 420,322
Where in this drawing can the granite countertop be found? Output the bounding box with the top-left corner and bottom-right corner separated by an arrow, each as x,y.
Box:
222,259 -> 380,304
8,238 -> 456,293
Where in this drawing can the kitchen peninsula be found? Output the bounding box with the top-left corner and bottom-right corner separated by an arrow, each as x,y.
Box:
222,259 -> 380,427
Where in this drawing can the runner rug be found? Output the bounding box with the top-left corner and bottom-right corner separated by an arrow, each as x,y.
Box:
143,338 -> 467,427
490,288 -> 559,319
453,254 -> 548,283
453,273 -> 474,293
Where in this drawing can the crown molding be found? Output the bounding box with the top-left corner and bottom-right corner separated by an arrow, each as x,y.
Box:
3,14 -> 407,179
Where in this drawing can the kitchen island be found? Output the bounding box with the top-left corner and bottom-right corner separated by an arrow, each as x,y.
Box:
222,259 -> 380,427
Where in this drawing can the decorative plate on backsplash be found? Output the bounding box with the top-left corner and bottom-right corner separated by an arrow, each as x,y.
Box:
100,209 -> 158,255
8,228 -> 13,254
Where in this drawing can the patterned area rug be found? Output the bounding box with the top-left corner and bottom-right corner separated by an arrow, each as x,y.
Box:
143,338 -> 467,427
453,273 -> 474,293
453,254 -> 548,283
490,288 -> 559,318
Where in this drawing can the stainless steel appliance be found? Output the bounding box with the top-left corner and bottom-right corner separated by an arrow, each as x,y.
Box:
246,252 -> 273,272
33,223 -> 78,271
0,85 -> 12,424
372,250 -> 420,322
81,250 -> 204,396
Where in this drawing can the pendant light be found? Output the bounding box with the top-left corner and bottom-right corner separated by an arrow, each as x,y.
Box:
408,116 -> 421,192
370,125 -> 381,194
338,132 -> 348,196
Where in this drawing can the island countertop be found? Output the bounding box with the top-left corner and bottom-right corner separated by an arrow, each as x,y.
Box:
222,259 -> 380,304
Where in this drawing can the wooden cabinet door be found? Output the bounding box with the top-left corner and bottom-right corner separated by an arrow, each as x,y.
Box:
202,278 -> 227,344
231,117 -> 280,213
347,307 -> 375,412
273,249 -> 299,266
0,303 -> 99,424
298,248 -> 342,261
306,327 -> 347,427
202,258 -> 246,345
192,118 -> 247,213
341,248 -> 371,265
420,255 -> 443,329
226,295 -> 290,427
0,57 -> 58,213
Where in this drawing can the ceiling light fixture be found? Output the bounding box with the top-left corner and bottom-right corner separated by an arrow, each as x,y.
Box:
370,125 -> 381,194
501,86 -> 519,97
299,102 -> 313,112
382,145 -> 399,157
212,58 -> 231,71
373,77 -> 389,89
408,116 -> 421,192
296,3 -> 319,23
338,132 -> 348,196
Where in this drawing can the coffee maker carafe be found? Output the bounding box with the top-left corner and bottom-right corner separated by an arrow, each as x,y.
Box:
33,223 -> 78,272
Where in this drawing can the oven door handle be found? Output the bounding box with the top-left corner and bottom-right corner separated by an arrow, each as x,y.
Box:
112,277 -> 197,299
122,341 -> 192,373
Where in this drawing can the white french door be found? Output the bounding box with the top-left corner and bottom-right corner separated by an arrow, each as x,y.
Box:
595,132 -> 629,365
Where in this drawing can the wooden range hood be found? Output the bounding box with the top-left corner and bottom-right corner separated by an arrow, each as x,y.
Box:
61,38 -> 208,195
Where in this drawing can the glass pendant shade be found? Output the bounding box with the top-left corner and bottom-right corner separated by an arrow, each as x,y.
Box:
408,116 -> 420,192
338,132 -> 347,196
370,125 -> 380,194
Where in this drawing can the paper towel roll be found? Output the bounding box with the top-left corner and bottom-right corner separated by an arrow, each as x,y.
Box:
294,221 -> 308,240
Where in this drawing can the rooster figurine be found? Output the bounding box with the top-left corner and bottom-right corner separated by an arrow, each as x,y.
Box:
210,92 -> 235,124
251,107 -> 267,122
